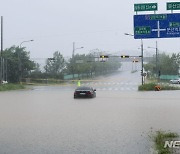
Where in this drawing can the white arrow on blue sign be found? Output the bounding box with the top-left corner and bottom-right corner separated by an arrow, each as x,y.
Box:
134,13 -> 180,39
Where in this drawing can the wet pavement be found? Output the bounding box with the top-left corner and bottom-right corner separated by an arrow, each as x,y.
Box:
0,70 -> 180,154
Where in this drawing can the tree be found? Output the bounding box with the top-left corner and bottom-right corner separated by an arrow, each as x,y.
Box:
29,63 -> 43,79
2,46 -> 35,82
144,52 -> 179,76
45,51 -> 65,78
65,52 -> 121,78
171,53 -> 180,74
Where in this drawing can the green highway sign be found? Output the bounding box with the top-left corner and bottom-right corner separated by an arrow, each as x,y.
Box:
134,26 -> 151,35
169,22 -> 180,27
167,2 -> 180,10
134,3 -> 158,12
148,14 -> 167,20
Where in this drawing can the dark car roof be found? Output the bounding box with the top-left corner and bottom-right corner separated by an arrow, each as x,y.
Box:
75,86 -> 93,90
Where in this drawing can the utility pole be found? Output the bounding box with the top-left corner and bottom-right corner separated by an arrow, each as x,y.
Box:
1,16 -> 3,57
71,42 -> 84,80
5,59 -> 7,82
156,41 -> 161,82
148,41 -> 159,82
0,16 -> 3,84
72,42 -> 75,79
155,41 -> 158,81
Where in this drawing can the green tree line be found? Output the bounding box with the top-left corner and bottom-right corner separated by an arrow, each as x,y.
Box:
0,46 -> 35,83
0,46 -> 121,83
144,52 -> 180,77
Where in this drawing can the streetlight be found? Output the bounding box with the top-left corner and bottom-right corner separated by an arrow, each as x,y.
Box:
124,33 -> 134,37
18,39 -> 34,83
148,41 -> 159,81
72,42 -> 84,79
19,40 -> 34,48
124,33 -> 144,85
72,42 -> 84,57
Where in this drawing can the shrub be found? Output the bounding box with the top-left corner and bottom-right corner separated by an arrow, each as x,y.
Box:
138,83 -> 180,91
153,131 -> 179,154
138,83 -> 157,91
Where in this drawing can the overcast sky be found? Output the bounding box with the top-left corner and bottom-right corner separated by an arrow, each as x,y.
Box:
1,0 -> 180,64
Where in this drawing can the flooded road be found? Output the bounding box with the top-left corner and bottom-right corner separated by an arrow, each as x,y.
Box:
0,71 -> 180,154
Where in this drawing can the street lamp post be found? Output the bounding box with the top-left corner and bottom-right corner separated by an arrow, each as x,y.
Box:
18,39 -> 34,83
124,33 -> 144,85
19,40 -> 34,48
0,16 -> 3,84
72,42 -> 84,79
148,41 -> 158,81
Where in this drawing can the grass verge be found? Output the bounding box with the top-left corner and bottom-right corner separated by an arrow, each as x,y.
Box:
138,83 -> 180,91
153,131 -> 179,154
0,84 -> 25,91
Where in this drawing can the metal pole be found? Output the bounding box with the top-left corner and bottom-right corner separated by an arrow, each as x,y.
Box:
18,48 -> 21,83
0,16 -> 3,83
132,62 -> 133,71
18,40 -> 34,83
141,39 -> 144,85
46,64 -> 48,84
72,42 -> 75,79
155,41 -> 158,81
0,66 -> 1,85
124,33 -> 143,84
2,58 -> 4,81
1,16 -> 3,57
5,59 -> 7,81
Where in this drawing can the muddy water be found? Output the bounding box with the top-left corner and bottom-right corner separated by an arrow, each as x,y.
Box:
0,88 -> 180,154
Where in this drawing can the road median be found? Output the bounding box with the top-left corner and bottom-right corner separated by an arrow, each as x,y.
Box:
0,84 -> 25,91
138,83 -> 180,91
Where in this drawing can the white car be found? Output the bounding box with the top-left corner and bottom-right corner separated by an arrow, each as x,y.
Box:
1,80 -> 8,84
170,78 -> 180,84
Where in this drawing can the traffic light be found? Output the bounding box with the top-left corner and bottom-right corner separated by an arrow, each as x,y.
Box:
132,60 -> 139,63
121,55 -> 129,58
100,55 -> 109,58
158,70 -> 161,77
48,58 -> 55,61
141,69 -> 143,76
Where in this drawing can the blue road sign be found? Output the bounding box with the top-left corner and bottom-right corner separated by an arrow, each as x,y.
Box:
134,13 -> 180,39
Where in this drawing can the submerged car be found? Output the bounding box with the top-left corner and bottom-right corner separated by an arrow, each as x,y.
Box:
74,86 -> 96,98
170,78 -> 180,84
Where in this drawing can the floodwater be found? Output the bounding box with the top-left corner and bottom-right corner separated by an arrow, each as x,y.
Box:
0,87 -> 180,154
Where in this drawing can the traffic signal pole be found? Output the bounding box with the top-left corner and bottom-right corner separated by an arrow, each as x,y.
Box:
124,33 -> 144,85
156,41 -> 159,82
141,39 -> 144,85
